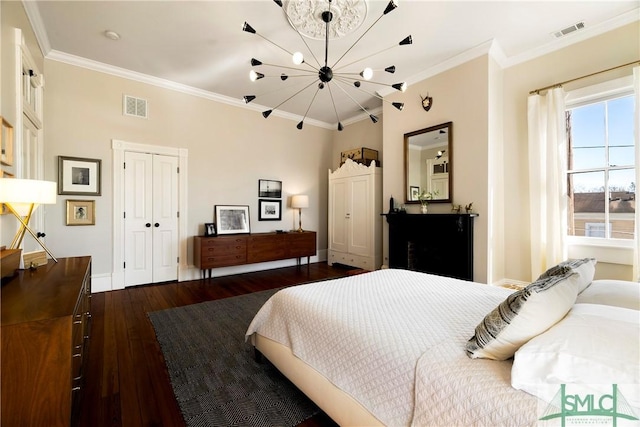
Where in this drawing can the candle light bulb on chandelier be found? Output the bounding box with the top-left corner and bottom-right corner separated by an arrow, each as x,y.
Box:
292,51 -> 304,65
360,67 -> 373,80
249,70 -> 264,81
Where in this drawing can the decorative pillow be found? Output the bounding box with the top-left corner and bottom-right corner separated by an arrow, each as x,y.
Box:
576,279 -> 640,310
512,303 -> 640,408
537,258 -> 597,293
466,270 -> 579,360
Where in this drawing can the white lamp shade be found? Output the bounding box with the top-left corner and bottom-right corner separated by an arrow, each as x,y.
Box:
291,195 -> 309,209
0,179 -> 57,205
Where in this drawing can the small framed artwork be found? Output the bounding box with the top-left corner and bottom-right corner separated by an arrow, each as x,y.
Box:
1,117 -> 14,166
215,205 -> 250,235
258,179 -> 282,198
58,156 -> 102,196
66,199 -> 95,226
258,199 -> 282,221
410,186 -> 420,201
204,223 -> 217,236
1,170 -> 13,215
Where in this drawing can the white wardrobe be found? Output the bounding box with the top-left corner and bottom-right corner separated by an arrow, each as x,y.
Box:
328,159 -> 382,270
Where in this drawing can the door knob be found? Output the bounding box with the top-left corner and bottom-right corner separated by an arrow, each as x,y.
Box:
145,223 -> 151,227
154,223 -> 160,227
37,232 -> 46,238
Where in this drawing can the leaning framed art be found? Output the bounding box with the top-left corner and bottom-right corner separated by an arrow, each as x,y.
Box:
58,156 -> 102,196
215,205 -> 250,235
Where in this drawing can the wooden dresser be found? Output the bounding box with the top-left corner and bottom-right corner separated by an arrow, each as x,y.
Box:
1,256 -> 91,427
194,231 -> 316,277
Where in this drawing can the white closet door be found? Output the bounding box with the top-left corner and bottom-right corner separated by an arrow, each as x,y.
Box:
124,152 -> 153,286
348,175 -> 371,257
152,155 -> 179,283
329,178 -> 349,253
124,152 -> 178,286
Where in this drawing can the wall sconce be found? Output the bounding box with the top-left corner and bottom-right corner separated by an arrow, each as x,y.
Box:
291,195 -> 309,233
0,178 -> 58,262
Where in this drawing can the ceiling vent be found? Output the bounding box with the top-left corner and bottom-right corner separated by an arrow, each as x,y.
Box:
123,95 -> 148,118
552,21 -> 585,38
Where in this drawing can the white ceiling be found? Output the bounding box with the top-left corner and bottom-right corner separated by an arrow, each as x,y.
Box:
26,0 -> 639,129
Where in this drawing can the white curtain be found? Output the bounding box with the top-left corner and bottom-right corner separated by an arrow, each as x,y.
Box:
633,66 -> 640,281
527,87 -> 568,280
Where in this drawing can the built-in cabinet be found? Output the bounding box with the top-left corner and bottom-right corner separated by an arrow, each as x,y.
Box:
328,159 -> 382,270
1,257 -> 91,426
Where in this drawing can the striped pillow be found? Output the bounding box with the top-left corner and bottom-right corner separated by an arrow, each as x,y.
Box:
537,258 -> 597,293
466,270 -> 580,360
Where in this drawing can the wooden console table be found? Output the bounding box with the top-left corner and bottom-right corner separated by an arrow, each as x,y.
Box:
1,256 -> 92,427
194,231 -> 316,278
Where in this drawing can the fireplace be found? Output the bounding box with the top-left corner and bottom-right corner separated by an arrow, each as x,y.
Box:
386,213 -> 477,281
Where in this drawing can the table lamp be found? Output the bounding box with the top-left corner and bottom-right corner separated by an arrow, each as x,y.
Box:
0,178 -> 58,262
291,195 -> 309,233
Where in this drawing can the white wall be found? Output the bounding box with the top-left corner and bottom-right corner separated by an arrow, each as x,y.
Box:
41,60 -> 334,289
383,55 -> 491,282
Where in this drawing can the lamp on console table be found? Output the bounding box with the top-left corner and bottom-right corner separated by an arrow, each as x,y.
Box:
291,194 -> 309,233
0,178 -> 58,262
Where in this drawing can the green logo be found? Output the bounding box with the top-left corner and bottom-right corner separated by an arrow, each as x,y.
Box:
540,384 -> 638,426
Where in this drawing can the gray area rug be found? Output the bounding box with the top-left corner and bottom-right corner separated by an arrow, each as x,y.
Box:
148,288 -> 319,427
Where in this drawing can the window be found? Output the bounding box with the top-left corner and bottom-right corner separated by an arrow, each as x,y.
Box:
566,83 -> 635,243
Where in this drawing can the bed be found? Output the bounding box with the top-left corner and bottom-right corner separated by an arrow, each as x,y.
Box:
246,264 -> 640,426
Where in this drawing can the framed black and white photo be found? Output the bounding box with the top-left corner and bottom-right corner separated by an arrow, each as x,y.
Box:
204,222 -> 217,236
215,205 -> 250,235
258,179 -> 282,198
66,199 -> 95,226
258,199 -> 281,221
58,156 -> 102,195
410,186 -> 420,201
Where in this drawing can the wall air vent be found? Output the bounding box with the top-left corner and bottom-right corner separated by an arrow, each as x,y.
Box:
123,95 -> 148,118
552,21 -> 585,38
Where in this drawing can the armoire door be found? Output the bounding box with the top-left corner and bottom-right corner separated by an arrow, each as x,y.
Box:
347,175 -> 371,257
329,178 -> 349,253
124,152 -> 178,287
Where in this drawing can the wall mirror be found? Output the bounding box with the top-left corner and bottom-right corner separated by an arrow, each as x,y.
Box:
404,121 -> 452,204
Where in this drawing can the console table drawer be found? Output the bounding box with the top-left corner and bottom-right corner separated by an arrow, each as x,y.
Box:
194,232 -> 316,276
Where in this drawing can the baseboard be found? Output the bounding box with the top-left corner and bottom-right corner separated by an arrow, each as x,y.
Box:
92,249 -> 328,292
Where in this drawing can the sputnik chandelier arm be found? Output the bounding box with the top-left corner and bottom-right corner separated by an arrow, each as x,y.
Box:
242,0 -> 411,131
334,76 -> 404,111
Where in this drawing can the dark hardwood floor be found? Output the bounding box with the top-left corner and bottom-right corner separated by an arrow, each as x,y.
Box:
78,262 -> 350,427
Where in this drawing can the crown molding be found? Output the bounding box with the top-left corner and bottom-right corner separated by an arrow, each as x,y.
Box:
22,0 -> 51,55
378,7 -> 639,96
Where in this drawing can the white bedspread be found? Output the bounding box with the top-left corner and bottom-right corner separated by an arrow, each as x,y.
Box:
245,269 -> 540,426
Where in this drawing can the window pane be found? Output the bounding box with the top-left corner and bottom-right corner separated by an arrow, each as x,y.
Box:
567,171 -> 605,237
569,103 -> 605,169
609,168 -> 635,240
608,95 -> 634,167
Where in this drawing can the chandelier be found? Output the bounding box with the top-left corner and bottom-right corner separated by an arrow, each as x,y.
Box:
242,0 -> 411,130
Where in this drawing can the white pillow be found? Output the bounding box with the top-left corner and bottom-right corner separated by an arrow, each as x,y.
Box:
537,258 -> 597,293
512,303 -> 640,408
466,270 -> 579,360
577,279 -> 640,310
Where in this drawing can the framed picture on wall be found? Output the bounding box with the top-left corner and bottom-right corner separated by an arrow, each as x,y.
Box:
1,117 -> 14,166
58,156 -> 102,196
258,199 -> 281,221
66,199 -> 96,226
215,205 -> 250,235
258,179 -> 282,198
